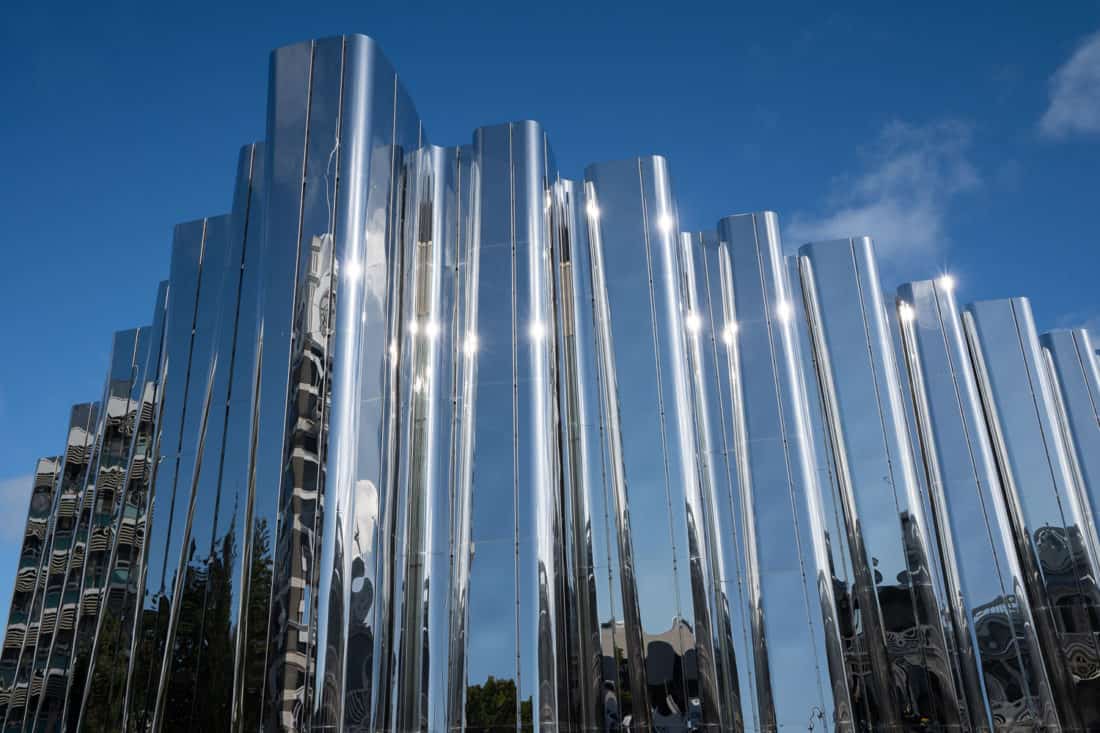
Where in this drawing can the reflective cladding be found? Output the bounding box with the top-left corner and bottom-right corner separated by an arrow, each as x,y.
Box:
124,216 -> 225,732
550,178 -> 631,732
459,120 -> 564,733
3,403 -> 98,733
964,298 -> 1100,731
583,156 -> 723,730
249,34 -> 422,732
78,283 -> 169,732
150,146 -> 263,730
897,280 -> 1059,730
379,144 -> 474,733
1041,329 -> 1100,546
797,237 -> 967,730
33,328 -> 149,733
0,459 -> 60,712
14,29 -> 1100,733
687,213 -> 852,732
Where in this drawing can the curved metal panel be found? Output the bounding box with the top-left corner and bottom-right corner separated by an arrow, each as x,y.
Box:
583,156 -> 722,730
4,403 -> 99,733
1041,329 -> 1100,550
122,216 -> 223,731
964,298 -> 1100,730
77,282 -> 169,732
797,237 -> 967,729
688,212 -> 855,731
0,459 -> 60,716
898,280 -> 1060,730
459,121 -> 564,733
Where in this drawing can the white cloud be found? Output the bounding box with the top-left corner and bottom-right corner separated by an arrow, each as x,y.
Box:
786,120 -> 979,265
0,474 -> 33,544
1040,31 -> 1100,139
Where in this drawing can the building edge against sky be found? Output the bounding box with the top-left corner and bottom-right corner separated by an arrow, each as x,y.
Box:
1,32 -> 1099,733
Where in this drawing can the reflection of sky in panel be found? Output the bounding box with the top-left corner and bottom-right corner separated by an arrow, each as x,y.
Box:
585,158 -> 681,632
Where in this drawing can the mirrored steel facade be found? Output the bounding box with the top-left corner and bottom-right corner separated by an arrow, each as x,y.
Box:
3,32 -> 1100,733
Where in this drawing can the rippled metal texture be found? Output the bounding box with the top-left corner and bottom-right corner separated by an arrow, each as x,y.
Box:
798,238 -> 967,730
683,214 -> 853,732
1040,329 -> 1100,551
897,281 -> 1059,730
964,299 -> 1100,731
0,460 -> 60,713
7,31 -> 1100,733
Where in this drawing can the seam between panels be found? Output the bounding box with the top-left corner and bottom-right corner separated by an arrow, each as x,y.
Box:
509,123 -> 523,732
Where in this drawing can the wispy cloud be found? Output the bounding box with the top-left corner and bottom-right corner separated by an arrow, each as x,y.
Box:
786,120 -> 980,266
0,474 -> 33,544
1040,31 -> 1100,139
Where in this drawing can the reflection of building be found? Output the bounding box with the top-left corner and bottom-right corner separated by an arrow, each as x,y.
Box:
5,31 -> 1100,733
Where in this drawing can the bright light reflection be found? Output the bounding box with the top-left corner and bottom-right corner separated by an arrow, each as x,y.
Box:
424,320 -> 441,339
586,201 -> 600,219
899,302 -> 916,323
938,274 -> 955,292
685,311 -> 702,333
657,213 -> 674,234
344,259 -> 362,282
722,322 -> 738,345
408,319 -> 420,337
529,321 -> 547,341
464,333 -> 479,356
776,301 -> 793,322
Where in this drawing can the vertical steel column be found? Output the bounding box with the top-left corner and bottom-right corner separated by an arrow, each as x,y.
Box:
550,178 -> 636,731
0,459 -> 60,714
4,403 -> 98,733
688,212 -> 855,731
460,121 -> 563,732
78,282 -> 168,732
1041,329 -> 1100,541
45,328 -> 149,733
797,237 -> 967,730
248,34 -> 422,731
583,156 -> 722,730
897,279 -> 1060,729
964,298 -> 1100,730
122,217 -> 222,731
150,146 -> 262,730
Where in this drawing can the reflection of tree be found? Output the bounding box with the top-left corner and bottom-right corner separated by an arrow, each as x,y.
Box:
464,676 -> 532,731
80,612 -> 127,732
240,517 -> 274,732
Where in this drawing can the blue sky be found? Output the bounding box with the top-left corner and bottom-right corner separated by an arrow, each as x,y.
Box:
1,0 -> 1098,626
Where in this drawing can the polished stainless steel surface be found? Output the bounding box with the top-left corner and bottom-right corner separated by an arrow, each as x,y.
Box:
798,237 -> 967,730
1041,329 -> 1100,549
4,403 -> 98,733
964,298 -> 1100,730
898,280 -> 1059,730
685,213 -> 853,732
0,460 -> 60,714
583,156 -> 726,730
79,283 -> 169,732
6,30 -> 1100,733
124,216 -> 224,732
